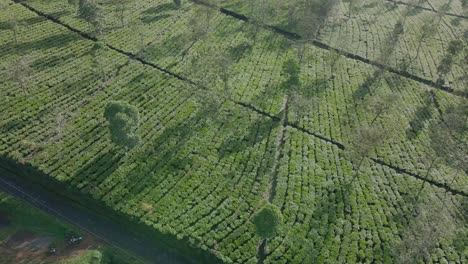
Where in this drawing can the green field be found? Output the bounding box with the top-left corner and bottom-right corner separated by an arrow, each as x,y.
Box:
0,0 -> 467,263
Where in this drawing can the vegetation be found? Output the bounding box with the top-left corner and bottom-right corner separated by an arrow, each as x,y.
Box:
0,191 -> 141,264
0,0 -> 466,263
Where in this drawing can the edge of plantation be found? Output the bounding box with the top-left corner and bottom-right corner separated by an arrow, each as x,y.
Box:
0,155 -> 224,264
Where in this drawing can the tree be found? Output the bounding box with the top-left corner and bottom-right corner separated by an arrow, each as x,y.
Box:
414,100 -> 467,200
7,56 -> 33,95
90,41 -> 109,81
410,14 -> 441,65
8,13 -> 19,45
253,202 -> 282,240
344,0 -> 364,19
292,0 -> 340,61
68,0 -> 79,12
174,0 -> 182,8
78,0 -> 104,34
281,57 -> 301,91
367,91 -> 399,125
132,21 -> 146,57
288,91 -> 318,120
436,39 -> 465,85
113,0 -> 128,27
104,101 -> 140,152
428,101 -> 467,187
347,124 -> 386,183
395,192 -> 458,264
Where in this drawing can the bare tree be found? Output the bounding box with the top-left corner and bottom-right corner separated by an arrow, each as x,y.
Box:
395,192 -> 458,264
367,91 -> 400,125
436,39 -> 465,85
7,56 -> 33,95
410,14 -> 442,65
9,13 -> 19,45
78,0 -> 105,34
113,0 -> 128,27
347,124 -> 386,184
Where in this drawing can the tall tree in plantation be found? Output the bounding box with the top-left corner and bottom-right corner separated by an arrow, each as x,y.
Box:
104,101 -> 140,153
9,13 -> 19,45
253,203 -> 282,239
395,192 -> 458,264
367,91 -> 400,125
281,57 -> 301,91
348,90 -> 399,181
68,0 -> 79,12
344,0 -> 364,20
253,202 -> 282,255
410,14 -> 442,65
90,42 -> 108,81
415,100 -> 467,200
7,56 -> 33,95
293,0 -> 340,61
428,101 -> 467,187
347,124 -> 386,184
173,0 -> 182,8
78,0 -> 104,34
113,0 -> 128,27
436,39 -> 465,85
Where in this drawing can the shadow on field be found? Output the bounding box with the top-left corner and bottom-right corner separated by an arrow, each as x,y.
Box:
142,3 -> 177,15
0,32 -> 80,58
218,118 -> 277,158
405,92 -> 434,140
141,14 -> 171,24
107,107 -> 210,203
72,149 -> 124,193
31,52 -> 76,71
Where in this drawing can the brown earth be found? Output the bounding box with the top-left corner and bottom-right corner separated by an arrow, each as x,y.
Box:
0,231 -> 102,264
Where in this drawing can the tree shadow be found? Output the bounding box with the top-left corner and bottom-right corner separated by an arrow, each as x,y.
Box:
217,118 -> 278,159
141,3 -> 176,15
31,52 -> 76,71
72,148 -> 125,193
353,69 -> 383,100
141,14 -> 171,24
112,105 -> 212,199
228,42 -> 253,62
407,7 -> 423,16
0,32 -> 80,59
405,92 -> 434,140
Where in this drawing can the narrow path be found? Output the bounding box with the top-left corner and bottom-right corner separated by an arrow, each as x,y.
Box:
0,165 -> 195,264
257,95 -> 288,264
268,96 -> 289,203
189,0 -> 462,97
385,0 -> 468,19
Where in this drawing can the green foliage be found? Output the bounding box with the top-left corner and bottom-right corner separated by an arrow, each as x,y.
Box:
6,56 -> 33,95
78,0 -> 104,32
104,101 -> 140,151
281,58 -> 301,91
252,202 -> 282,239
174,0 -> 182,8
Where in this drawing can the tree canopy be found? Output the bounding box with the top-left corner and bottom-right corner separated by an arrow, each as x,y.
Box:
252,202 -> 282,239
104,101 -> 140,151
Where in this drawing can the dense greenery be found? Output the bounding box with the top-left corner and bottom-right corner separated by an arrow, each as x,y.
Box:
0,0 -> 466,263
252,203 -> 282,239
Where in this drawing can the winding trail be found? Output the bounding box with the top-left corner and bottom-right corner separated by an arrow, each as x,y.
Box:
0,165 -> 195,264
